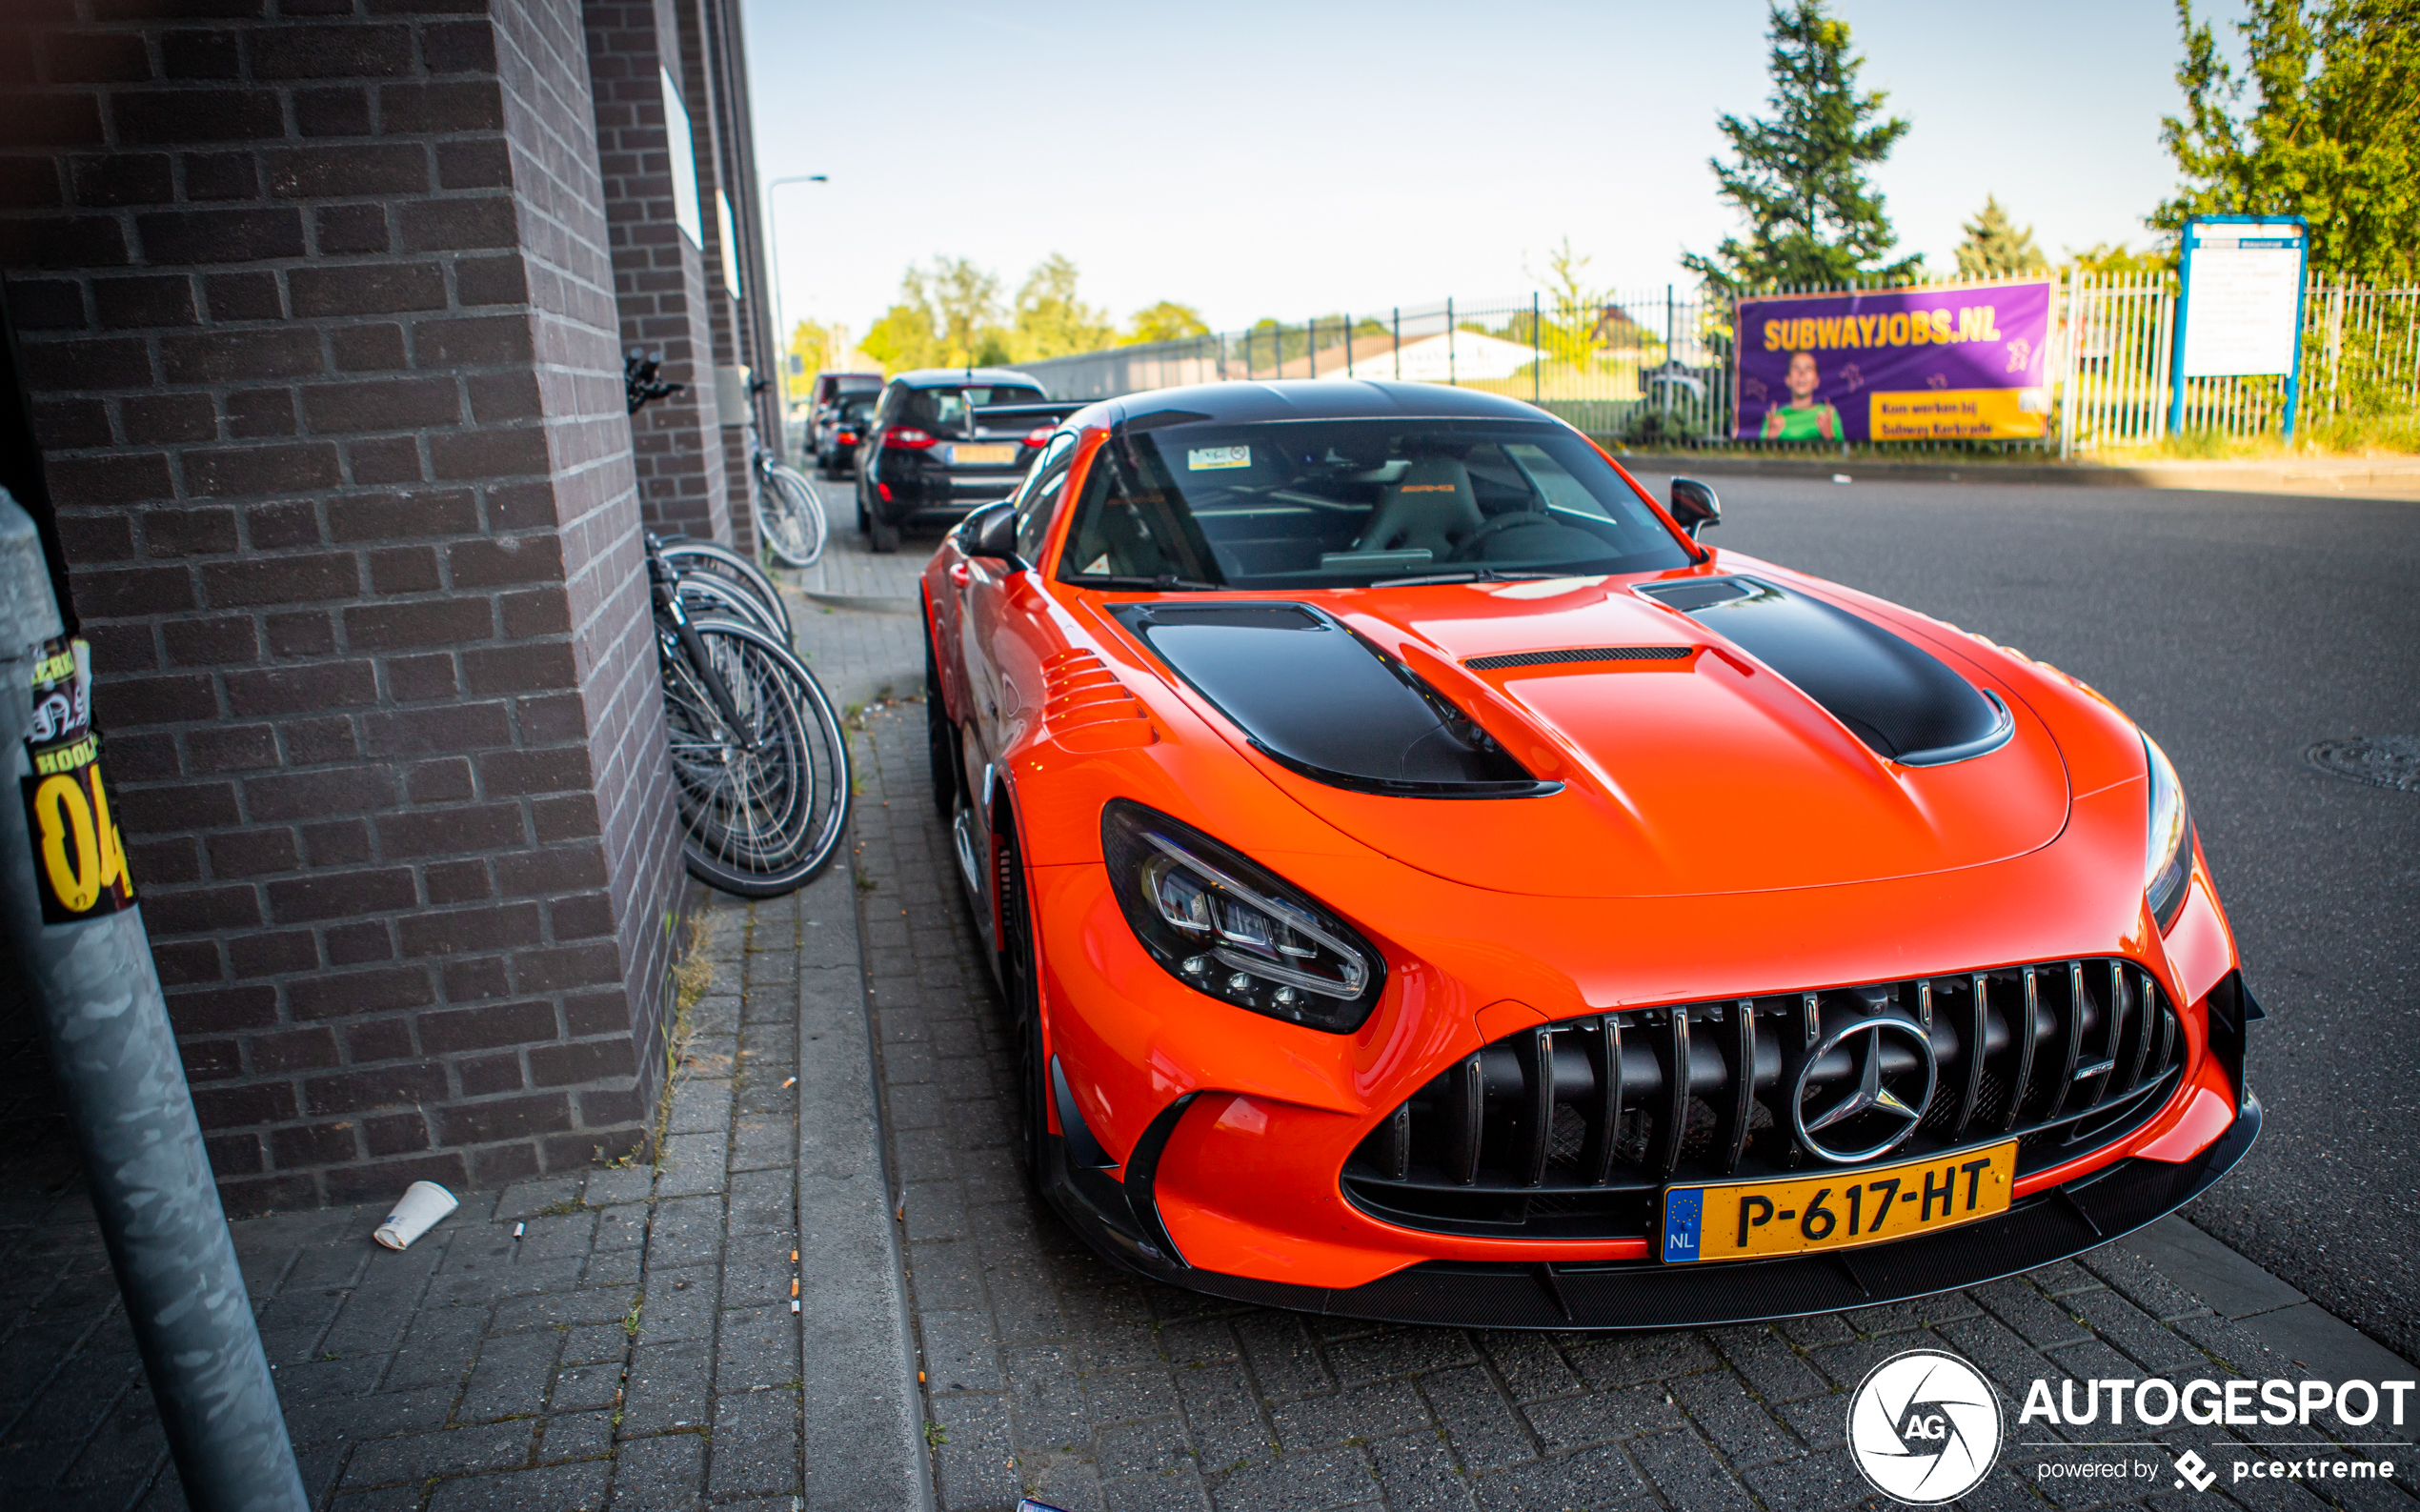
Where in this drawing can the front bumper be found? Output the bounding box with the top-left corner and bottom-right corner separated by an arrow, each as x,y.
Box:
1020,777 -> 2261,1326
1039,1079 -> 2259,1329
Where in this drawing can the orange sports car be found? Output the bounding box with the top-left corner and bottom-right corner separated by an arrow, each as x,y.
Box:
919,381 -> 2260,1327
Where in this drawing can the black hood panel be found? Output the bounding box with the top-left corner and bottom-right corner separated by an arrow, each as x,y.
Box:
1638,578 -> 2010,766
1109,602 -> 1553,798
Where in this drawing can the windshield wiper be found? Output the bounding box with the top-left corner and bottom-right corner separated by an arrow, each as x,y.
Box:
1367,569 -> 1565,587
1065,573 -> 1223,592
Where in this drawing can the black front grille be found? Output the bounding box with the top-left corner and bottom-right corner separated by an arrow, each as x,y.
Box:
1464,646 -> 1693,672
1343,958 -> 2184,1240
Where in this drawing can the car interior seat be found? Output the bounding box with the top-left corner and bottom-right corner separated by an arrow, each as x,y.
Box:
1356,457 -> 1484,559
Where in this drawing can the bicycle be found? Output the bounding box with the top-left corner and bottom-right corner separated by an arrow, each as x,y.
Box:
659,536 -> 792,639
646,533 -> 848,897
744,417 -> 826,571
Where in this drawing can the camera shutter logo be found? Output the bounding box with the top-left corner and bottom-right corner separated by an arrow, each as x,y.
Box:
1846,1348 -> 2004,1504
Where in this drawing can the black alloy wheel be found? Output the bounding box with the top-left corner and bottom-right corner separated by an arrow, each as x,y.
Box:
996,816 -> 1049,1186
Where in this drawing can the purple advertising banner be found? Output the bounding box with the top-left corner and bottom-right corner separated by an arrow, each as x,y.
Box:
1734,281 -> 2054,443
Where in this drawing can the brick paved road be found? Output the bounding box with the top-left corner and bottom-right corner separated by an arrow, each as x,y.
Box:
848,704 -> 2417,1512
0,888 -> 817,1510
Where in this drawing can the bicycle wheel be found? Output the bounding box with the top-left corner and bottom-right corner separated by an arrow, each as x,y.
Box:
676,571 -> 783,639
658,539 -> 790,637
769,463 -> 828,567
658,616 -> 849,897
751,463 -> 826,569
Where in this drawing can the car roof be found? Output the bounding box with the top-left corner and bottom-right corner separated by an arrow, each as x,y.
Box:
1092,379 -> 1552,431
886,367 -> 1046,389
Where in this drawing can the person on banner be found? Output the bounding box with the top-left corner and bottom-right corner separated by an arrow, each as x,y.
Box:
1760,350 -> 1844,441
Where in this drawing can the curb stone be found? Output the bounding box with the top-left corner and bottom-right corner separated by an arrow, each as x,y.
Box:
797,848 -> 937,1509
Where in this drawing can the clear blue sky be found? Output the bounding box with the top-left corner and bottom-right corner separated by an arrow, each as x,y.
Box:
739,0 -> 2243,343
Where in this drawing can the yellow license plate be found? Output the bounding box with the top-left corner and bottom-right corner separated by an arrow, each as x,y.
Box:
1660,1140 -> 2017,1263
953,443 -> 1017,465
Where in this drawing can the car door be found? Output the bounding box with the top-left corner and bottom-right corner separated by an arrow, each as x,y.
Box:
958,433 -> 1079,837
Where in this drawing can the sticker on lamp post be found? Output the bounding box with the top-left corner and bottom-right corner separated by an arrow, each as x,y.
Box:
19,635 -> 135,924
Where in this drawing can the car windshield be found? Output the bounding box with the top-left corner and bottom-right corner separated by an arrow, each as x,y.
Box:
901,384 -> 1045,437
837,397 -> 873,423
1056,416 -> 1692,588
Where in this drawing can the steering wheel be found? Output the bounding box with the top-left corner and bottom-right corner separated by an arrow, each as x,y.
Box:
1447,510 -> 1556,563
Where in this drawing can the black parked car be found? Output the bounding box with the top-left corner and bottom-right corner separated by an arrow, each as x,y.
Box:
807,370 -> 880,466
814,392 -> 875,478
855,368 -> 1063,552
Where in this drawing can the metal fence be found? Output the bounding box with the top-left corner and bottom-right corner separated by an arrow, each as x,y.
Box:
1015,276 -> 2420,455
1014,288 -> 1731,442
2058,273 -> 2420,453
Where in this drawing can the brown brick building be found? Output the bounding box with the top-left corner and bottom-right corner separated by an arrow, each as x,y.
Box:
0,0 -> 783,1213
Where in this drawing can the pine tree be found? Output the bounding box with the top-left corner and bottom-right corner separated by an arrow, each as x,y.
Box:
2155,0 -> 2420,284
1682,0 -> 1919,293
1954,197 -> 2050,278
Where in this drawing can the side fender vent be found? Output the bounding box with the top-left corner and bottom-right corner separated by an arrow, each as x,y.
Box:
1042,649 -> 1156,750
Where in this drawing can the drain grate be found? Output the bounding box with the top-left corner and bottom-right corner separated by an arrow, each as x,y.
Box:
2306,736 -> 2420,793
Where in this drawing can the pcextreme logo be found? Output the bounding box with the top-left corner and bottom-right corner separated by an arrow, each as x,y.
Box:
1846,1349 -> 2005,1505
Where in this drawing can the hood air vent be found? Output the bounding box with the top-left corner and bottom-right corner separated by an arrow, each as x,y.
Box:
1465,646 -> 1693,673
1637,577 -> 2012,767
1110,602 -> 1557,799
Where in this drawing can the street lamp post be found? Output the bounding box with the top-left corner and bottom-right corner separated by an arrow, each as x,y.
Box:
764,173 -> 827,456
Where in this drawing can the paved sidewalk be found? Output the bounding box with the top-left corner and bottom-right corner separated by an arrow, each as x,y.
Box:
0,880 -> 842,1510
774,490 -> 930,716
847,700 -> 2419,1512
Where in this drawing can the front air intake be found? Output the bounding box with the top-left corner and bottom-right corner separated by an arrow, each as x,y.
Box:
1343,958 -> 2185,1240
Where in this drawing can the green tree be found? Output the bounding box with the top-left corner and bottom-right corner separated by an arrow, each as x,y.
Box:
1008,253 -> 1116,360
2156,0 -> 2420,283
1682,0 -> 1919,292
859,300 -> 934,372
2063,241 -> 2172,278
1524,237 -> 1618,366
859,258 -> 1012,371
927,256 -> 1007,365
1120,300 -> 1211,346
1954,196 -> 2049,278
785,319 -> 856,380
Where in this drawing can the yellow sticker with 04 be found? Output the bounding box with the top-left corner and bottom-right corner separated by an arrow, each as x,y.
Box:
1659,1139 -> 2017,1263
21,741 -> 136,924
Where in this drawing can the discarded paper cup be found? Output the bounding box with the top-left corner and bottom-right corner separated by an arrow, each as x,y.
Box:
373,1179 -> 458,1251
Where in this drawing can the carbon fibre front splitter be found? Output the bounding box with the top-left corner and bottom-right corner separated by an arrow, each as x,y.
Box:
1040,1091 -> 2260,1332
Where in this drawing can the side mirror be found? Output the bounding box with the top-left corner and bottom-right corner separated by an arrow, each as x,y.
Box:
1668,476 -> 1721,540
965,500 -> 1018,562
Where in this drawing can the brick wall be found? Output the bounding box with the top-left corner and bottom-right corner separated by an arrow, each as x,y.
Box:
582,0 -> 729,547
0,0 -> 686,1214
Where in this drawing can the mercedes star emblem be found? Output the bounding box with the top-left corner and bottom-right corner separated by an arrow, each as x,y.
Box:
1793,1017 -> 1937,1163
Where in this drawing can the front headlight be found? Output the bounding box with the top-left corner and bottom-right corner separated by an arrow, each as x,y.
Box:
1101,799 -> 1385,1033
2144,734 -> 2194,931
